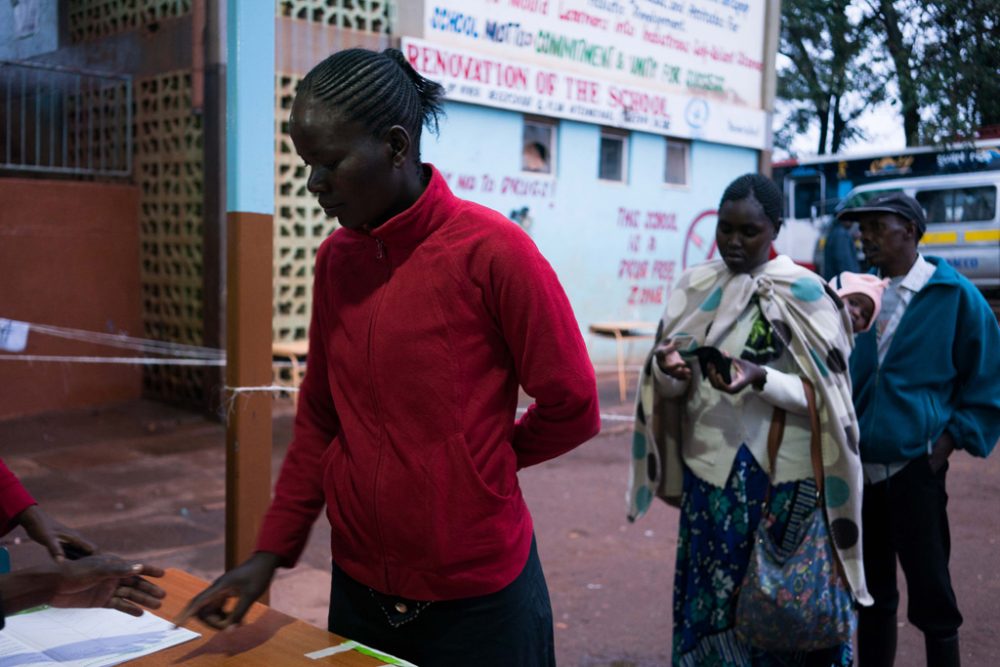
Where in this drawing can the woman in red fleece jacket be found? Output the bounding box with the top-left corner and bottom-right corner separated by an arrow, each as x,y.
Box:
179,48 -> 600,665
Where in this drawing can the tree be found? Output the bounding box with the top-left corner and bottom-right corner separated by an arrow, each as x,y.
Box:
780,0 -> 1000,150
867,0 -> 1000,144
917,0 -> 1000,141
867,0 -> 923,145
777,0 -> 885,155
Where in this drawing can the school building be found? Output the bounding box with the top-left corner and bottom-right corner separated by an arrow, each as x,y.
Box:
0,0 -> 779,419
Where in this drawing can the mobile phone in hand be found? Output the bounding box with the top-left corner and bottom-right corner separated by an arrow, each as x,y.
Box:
691,346 -> 733,385
61,543 -> 92,560
668,334 -> 696,352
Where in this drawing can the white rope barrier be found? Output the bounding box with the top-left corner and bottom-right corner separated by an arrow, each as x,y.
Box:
0,354 -> 313,369
0,355 -> 226,366
596,414 -> 635,422
3,318 -> 639,424
9,319 -> 224,359
225,384 -> 299,394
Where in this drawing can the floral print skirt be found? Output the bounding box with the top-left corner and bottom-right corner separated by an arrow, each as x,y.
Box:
672,445 -> 852,667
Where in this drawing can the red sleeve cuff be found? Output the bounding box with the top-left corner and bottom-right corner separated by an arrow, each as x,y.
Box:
254,530 -> 303,569
0,483 -> 36,536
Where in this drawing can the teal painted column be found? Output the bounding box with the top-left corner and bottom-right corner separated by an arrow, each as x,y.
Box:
227,0 -> 275,215
224,0 -> 275,571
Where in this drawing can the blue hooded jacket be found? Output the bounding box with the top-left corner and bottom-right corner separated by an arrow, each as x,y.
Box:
850,257 -> 1000,463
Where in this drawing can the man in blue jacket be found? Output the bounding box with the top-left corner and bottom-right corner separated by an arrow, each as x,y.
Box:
838,192 -> 1000,667
822,217 -> 861,280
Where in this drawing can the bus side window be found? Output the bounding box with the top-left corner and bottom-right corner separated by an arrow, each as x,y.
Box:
793,180 -> 822,219
957,186 -> 996,223
916,189 -> 952,224
917,186 -> 997,224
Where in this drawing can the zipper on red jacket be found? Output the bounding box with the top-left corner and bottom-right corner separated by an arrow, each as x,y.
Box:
367,236 -> 391,592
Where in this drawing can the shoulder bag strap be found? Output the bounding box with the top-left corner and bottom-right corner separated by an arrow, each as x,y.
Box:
765,377 -> 823,497
766,405 -> 786,476
801,378 -> 824,497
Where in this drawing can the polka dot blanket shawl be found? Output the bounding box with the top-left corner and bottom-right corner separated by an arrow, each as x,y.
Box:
628,256 -> 872,605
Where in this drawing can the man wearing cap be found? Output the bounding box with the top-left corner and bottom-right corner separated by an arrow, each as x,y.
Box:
837,192 -> 1000,667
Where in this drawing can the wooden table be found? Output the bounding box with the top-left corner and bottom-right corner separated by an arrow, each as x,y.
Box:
272,340 -> 309,406
588,321 -> 657,402
129,568 -> 388,666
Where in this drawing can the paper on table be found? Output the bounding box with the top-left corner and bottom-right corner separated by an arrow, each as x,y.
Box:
0,606 -> 199,667
305,639 -> 419,666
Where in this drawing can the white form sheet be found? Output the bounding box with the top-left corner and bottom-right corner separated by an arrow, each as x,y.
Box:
0,607 -> 199,666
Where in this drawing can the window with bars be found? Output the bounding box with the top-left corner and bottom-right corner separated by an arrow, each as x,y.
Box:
0,60 -> 132,177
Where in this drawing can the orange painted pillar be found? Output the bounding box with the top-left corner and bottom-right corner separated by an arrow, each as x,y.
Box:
224,1 -> 274,573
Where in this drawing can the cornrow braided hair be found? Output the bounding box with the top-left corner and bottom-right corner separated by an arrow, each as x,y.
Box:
299,48 -> 445,154
719,173 -> 783,231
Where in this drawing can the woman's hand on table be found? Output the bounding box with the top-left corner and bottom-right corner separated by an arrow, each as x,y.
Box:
173,551 -> 281,630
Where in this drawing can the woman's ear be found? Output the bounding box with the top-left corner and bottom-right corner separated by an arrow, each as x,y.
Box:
386,125 -> 412,167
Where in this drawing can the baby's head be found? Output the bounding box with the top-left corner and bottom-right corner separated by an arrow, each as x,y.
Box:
829,272 -> 889,333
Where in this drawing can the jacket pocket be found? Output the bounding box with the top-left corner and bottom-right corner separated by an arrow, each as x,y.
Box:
392,433 -> 520,572
918,392 -> 943,445
321,440 -> 351,555
446,432 -> 516,502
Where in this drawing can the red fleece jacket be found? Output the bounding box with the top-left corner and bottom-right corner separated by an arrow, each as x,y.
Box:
256,165 -> 600,600
0,459 -> 36,536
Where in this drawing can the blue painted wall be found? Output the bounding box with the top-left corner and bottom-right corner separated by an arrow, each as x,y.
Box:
422,101 -> 758,365
0,0 -> 59,61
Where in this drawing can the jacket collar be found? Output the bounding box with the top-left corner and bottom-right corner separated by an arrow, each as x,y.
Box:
337,163 -> 456,250
868,254 -> 963,289
877,253 -> 935,295
923,255 -> 965,287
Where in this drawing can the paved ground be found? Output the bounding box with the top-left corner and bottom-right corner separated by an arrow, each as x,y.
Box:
1,374 -> 998,666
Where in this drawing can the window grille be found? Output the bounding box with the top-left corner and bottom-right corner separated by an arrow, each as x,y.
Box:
0,59 -> 132,177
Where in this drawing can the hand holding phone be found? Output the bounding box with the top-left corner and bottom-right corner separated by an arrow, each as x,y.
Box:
690,346 -> 733,385
654,336 -> 693,381
61,542 -> 95,561
669,334 -> 696,352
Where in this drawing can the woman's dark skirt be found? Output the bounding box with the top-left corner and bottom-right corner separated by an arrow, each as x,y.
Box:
673,445 -> 853,667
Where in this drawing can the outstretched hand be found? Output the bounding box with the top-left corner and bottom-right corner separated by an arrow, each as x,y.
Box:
17,505 -> 98,561
173,551 -> 281,630
50,554 -> 165,616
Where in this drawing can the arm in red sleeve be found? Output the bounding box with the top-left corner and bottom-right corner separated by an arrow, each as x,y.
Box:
487,226 -> 601,469
0,459 -> 36,536
255,244 -> 341,566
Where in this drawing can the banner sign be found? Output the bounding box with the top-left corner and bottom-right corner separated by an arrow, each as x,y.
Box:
421,0 -> 766,110
0,319 -> 29,353
403,36 -> 767,148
